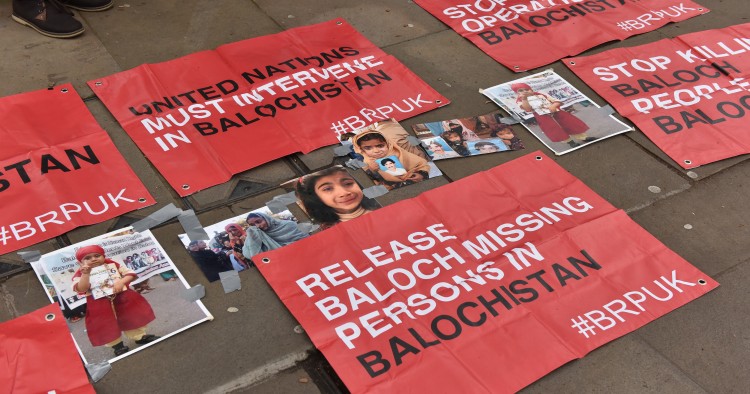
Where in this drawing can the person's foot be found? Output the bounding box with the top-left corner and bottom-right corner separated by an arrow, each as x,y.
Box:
135,334 -> 160,345
12,0 -> 84,38
60,0 -> 114,11
112,342 -> 130,356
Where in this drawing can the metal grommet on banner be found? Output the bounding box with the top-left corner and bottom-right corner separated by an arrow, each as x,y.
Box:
436,100 -> 442,104
94,81 -> 103,86
138,198 -> 147,203
698,279 -> 707,285
684,160 -> 692,165
336,21 -> 343,25
569,61 -> 576,65
60,88 -> 69,93
45,313 -> 55,321
261,257 -> 270,264
182,184 -> 190,190
535,156 -> 542,161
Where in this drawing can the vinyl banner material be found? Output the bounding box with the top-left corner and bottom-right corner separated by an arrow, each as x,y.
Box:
255,151 -> 718,393
0,84 -> 154,255
414,0 -> 709,71
89,19 -> 450,196
0,304 -> 95,394
566,23 -> 750,168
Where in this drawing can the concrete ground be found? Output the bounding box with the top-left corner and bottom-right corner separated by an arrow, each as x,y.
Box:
1,0 -> 748,392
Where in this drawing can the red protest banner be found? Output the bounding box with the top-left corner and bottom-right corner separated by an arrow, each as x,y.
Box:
255,151 -> 717,393
566,23 -> 750,169
88,19 -> 450,196
414,0 -> 709,71
0,85 -> 154,255
0,304 -> 95,394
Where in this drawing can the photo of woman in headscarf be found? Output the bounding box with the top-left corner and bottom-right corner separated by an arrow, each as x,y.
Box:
241,212 -> 309,260
295,166 -> 380,230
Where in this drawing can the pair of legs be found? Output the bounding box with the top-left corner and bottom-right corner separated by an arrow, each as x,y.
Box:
106,326 -> 161,356
12,0 -> 114,38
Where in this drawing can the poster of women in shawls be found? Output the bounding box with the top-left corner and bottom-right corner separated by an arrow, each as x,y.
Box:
348,119 -> 442,190
178,206 -> 310,281
482,69 -> 632,155
31,228 -> 211,365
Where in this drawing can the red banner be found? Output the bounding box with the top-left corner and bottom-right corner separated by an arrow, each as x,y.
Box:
414,0 -> 709,71
256,151 -> 717,393
89,19 -> 449,196
0,304 -> 95,394
0,85 -> 154,254
566,23 -> 750,168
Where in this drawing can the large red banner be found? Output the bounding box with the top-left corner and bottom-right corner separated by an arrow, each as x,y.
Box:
0,304 -> 95,394
414,0 -> 709,71
256,151 -> 717,393
566,23 -> 750,168
89,19 -> 449,196
0,85 -> 154,255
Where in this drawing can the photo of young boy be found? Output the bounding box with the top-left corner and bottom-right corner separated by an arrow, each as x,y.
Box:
349,119 -> 442,190
412,110 -> 525,160
482,69 -> 632,155
32,229 -> 211,365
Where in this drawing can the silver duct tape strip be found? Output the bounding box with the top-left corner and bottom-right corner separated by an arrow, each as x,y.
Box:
219,270 -> 242,293
178,210 -> 210,241
363,185 -> 389,199
131,203 -> 182,233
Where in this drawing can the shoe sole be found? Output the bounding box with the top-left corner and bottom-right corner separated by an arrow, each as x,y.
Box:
12,14 -> 85,38
65,1 -> 115,12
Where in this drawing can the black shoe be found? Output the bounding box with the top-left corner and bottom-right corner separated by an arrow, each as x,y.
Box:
60,0 -> 114,11
135,334 -> 160,345
112,342 -> 130,356
567,140 -> 580,148
12,0 -> 84,38
581,136 -> 598,142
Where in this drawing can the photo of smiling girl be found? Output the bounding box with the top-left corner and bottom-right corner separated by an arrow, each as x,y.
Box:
295,166 -> 380,230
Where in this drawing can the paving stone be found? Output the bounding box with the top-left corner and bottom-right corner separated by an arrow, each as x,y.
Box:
80,0 -> 283,69
629,160 -> 750,276
0,9 -> 120,97
254,0 -> 447,48
523,336 -> 706,393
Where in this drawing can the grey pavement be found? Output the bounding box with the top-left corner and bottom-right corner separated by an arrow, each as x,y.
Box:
1,0 -> 749,393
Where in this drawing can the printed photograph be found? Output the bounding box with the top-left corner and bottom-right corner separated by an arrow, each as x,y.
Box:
283,165 -> 382,231
482,70 -> 632,155
31,229 -> 211,365
178,207 -> 310,281
412,110 -> 525,160
346,118 -> 442,190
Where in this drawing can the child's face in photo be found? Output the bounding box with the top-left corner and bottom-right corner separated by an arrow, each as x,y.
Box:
81,252 -> 106,267
314,172 -> 365,214
359,139 -> 388,159
247,217 -> 269,231
429,143 -> 445,154
516,87 -> 533,98
384,161 -> 397,171
446,132 -> 462,143
478,144 -> 499,154
497,129 -> 515,140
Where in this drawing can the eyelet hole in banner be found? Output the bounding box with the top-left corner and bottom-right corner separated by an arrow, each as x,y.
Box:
535,156 -> 543,161
684,160 -> 692,165
436,100 -> 442,104
94,81 -> 103,86
138,198 -> 147,203
45,313 -> 55,321
60,88 -> 69,93
182,184 -> 190,190
514,66 -> 520,70
336,21 -> 343,25
569,61 -> 576,66
261,257 -> 271,264
698,279 -> 707,285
